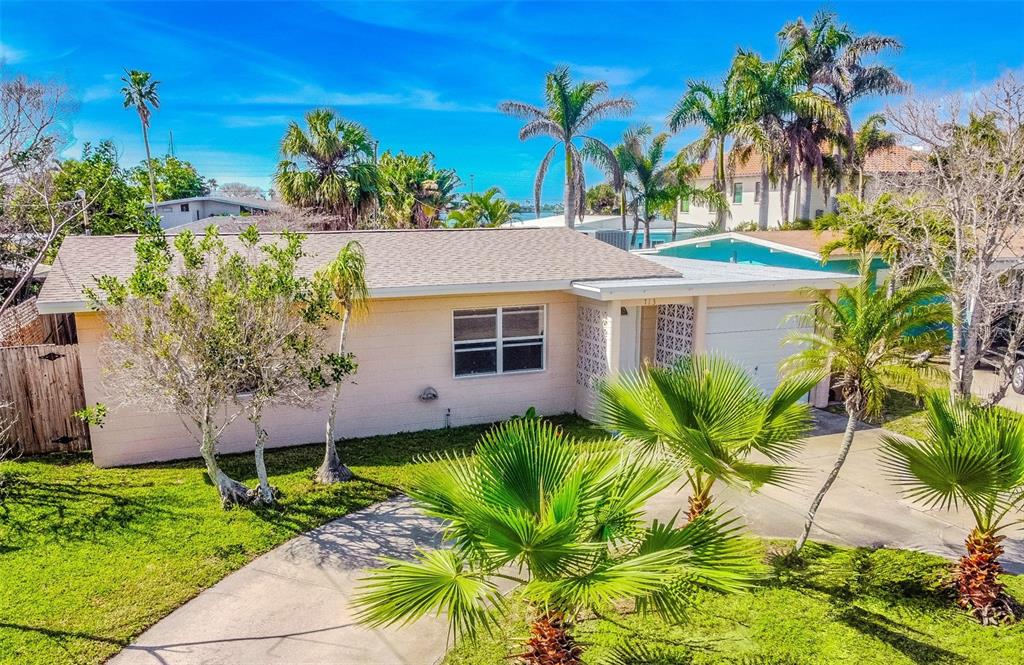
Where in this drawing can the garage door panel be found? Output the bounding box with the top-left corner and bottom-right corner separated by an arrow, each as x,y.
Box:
705,304 -> 810,394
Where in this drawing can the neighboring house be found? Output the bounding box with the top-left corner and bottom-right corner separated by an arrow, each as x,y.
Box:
677,145 -> 926,230
505,214 -> 699,248
37,227 -> 855,467
648,230 -> 886,275
146,196 -> 280,229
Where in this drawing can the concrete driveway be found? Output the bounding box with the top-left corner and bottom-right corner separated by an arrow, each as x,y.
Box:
111,411 -> 1024,665
973,366 -> 1024,413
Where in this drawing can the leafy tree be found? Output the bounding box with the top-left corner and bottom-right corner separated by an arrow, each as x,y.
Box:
585,183 -> 617,214
499,66 -> 633,228
783,260 -> 951,553
87,228 -> 335,506
447,186 -> 516,227
315,241 -> 368,484
120,69 -> 160,209
376,151 -> 460,228
879,393 -> 1024,624
353,418 -> 759,663
668,79 -> 742,230
230,226 -> 342,503
274,109 -> 377,230
132,155 -> 210,202
849,114 -> 897,200
598,354 -> 818,519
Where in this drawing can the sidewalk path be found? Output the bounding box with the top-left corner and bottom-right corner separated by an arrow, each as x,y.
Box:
111,411 -> 1023,664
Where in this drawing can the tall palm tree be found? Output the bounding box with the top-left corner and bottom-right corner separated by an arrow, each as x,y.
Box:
120,69 -> 160,209
783,259 -> 951,553
314,241 -> 369,484
499,66 -> 633,228
780,11 -> 905,202
274,109 -> 377,230
599,354 -> 819,519
668,79 -> 742,230
353,418 -> 759,663
447,186 -> 516,227
618,126 -> 673,249
850,114 -> 898,199
662,154 -> 724,241
879,392 -> 1024,624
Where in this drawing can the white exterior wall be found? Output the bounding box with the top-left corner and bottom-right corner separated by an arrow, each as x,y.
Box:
153,200 -> 251,228
77,290 -> 578,467
678,176 -> 828,230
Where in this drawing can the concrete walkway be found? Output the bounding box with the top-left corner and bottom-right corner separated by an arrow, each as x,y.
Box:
111,411 -> 1024,665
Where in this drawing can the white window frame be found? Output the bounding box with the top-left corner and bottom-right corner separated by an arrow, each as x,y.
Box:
452,305 -> 547,378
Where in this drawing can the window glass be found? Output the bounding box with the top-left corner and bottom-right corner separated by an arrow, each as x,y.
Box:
733,183 -> 743,203
502,306 -> 543,338
454,344 -> 497,375
503,340 -> 543,372
180,203 -> 190,212
454,309 -> 497,341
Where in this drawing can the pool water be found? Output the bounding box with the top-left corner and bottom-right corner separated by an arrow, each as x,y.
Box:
652,237 -> 883,274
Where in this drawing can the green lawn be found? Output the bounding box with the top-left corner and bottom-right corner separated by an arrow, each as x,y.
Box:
444,542 -> 1024,665
0,415 -> 602,665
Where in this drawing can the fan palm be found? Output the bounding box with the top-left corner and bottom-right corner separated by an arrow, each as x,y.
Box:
448,186 -> 516,227
120,69 -> 160,209
668,79 -> 742,230
499,66 -> 633,228
274,109 -> 377,230
879,392 -> 1024,624
783,258 -> 951,553
598,354 -> 820,519
353,418 -> 760,664
377,150 -> 460,228
314,241 -> 369,484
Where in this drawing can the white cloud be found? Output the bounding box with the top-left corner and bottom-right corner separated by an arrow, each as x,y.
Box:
220,114 -> 293,129
0,42 -> 25,64
238,84 -> 494,113
571,64 -> 650,87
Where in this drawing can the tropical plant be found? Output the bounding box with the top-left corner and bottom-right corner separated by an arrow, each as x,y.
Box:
376,150 -> 460,228
131,154 -> 211,202
274,109 -> 377,230
314,241 -> 368,484
849,114 -> 898,199
879,392 -> 1024,624
353,418 -> 759,664
120,69 -> 160,209
598,354 -> 819,520
499,66 -> 633,228
585,183 -> 617,214
617,126 -> 673,248
447,186 -> 516,227
668,79 -> 742,229
783,259 -> 951,552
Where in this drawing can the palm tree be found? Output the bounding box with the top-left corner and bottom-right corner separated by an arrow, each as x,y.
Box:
618,126 -> 672,249
850,114 -> 898,199
499,66 -> 633,228
879,392 -> 1024,624
668,79 -> 741,230
274,109 -> 377,230
314,241 -> 369,484
783,259 -> 951,553
598,354 -> 819,520
120,69 -> 160,209
447,186 -> 515,227
662,155 -> 724,241
376,150 -> 460,228
353,418 -> 759,663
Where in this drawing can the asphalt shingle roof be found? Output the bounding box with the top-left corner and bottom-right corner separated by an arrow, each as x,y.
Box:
38,227 -> 679,307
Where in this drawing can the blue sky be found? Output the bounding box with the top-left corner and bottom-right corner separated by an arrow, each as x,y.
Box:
2,1 -> 1022,202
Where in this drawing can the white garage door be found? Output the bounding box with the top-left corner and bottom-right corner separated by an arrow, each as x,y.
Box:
705,303 -> 810,394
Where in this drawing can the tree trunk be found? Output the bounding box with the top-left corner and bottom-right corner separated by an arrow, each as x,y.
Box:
714,138 -> 727,230
780,171 -> 790,224
199,415 -> 253,507
317,309 -> 354,484
522,611 -> 581,665
687,492 -> 712,521
833,144 -> 844,197
757,168 -> 769,230
252,415 -> 275,504
563,148 -> 574,229
620,189 -> 626,231
141,121 -> 158,210
672,201 -> 679,241
958,528 -> 1014,624
793,174 -> 802,221
800,165 -> 813,220
643,216 -> 652,249
630,210 -> 640,249
793,404 -> 861,553
857,169 -> 865,201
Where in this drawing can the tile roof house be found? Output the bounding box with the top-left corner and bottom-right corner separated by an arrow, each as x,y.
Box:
681,145 -> 927,230
38,227 -> 854,467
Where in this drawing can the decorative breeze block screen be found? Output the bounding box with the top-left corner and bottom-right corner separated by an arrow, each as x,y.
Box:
576,305 -> 610,387
655,304 -> 695,367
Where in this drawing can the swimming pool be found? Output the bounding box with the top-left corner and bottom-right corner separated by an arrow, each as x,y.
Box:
651,236 -> 883,273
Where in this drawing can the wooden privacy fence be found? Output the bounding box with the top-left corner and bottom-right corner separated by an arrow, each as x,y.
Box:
0,343 -> 89,455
